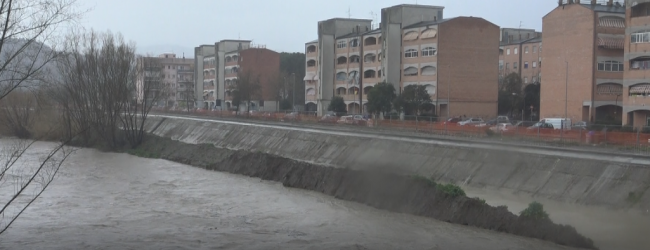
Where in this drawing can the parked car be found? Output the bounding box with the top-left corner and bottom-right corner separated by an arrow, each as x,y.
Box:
319,113 -> 339,123
572,121 -> 588,130
476,118 -> 499,127
337,115 -> 354,124
458,117 -> 485,126
444,117 -> 462,124
496,115 -> 511,124
527,122 -> 554,130
281,112 -> 300,122
490,123 -> 516,133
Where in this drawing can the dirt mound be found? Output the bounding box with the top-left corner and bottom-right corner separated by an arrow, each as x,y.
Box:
136,136 -> 597,250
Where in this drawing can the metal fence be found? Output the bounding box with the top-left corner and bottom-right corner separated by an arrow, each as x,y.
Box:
152,108 -> 650,156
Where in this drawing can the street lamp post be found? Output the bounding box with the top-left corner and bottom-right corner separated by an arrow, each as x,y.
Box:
292,73 -> 296,112
563,61 -> 568,140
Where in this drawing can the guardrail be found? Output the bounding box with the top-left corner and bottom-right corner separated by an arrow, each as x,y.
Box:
151,108 -> 650,155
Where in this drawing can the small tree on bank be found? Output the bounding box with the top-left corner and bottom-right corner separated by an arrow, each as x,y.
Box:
328,96 -> 346,114
231,70 -> 261,114
395,85 -> 432,116
367,81 -> 396,118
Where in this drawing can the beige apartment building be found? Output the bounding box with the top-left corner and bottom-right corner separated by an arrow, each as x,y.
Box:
540,0 -> 625,124
624,0 -> 650,127
138,53 -> 194,108
307,4 -> 499,119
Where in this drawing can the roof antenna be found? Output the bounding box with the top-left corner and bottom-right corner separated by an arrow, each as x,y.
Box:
347,7 -> 351,18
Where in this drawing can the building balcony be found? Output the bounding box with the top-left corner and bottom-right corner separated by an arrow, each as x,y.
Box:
225,61 -> 238,66
203,85 -> 215,90
203,65 -> 216,69
225,72 -> 237,78
177,69 -> 193,73
306,95 -> 317,101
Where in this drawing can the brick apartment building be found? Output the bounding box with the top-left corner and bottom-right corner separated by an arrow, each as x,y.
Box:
194,40 -> 280,111
307,4 -> 499,119
540,0 -> 625,124
138,53 -> 194,108
499,28 -> 542,88
624,0 -> 650,127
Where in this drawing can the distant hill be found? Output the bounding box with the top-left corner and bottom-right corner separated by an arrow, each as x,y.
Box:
0,38 -> 58,90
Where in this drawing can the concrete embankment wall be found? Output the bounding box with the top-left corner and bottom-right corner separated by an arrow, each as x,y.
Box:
144,115 -> 650,211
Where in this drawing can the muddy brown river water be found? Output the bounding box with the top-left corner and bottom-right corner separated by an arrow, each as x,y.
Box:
0,141 -> 647,250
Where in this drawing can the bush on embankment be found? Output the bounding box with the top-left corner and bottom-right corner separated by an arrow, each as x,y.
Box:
131,135 -> 597,250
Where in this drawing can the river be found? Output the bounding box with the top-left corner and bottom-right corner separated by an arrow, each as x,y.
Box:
0,140 -> 646,250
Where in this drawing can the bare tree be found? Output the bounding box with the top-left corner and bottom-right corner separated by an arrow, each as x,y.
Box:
0,0 -> 82,235
232,70 -> 261,114
268,71 -> 289,111
120,55 -> 163,148
53,31 -> 162,149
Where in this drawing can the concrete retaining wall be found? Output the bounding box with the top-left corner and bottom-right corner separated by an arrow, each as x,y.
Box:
144,115 -> 650,211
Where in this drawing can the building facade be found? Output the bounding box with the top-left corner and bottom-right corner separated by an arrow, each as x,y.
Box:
195,40 -> 280,111
540,0 -> 625,124
307,4 -> 499,119
499,28 -> 543,87
138,53 -> 194,108
624,0 -> 650,127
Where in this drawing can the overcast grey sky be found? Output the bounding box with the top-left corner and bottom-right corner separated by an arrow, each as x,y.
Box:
78,0 -> 558,56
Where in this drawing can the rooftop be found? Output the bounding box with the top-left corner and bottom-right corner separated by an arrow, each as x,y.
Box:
383,4 -> 444,10
402,17 -> 457,29
580,3 -> 625,13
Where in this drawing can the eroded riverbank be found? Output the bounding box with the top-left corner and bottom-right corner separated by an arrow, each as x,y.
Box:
0,140 -> 583,250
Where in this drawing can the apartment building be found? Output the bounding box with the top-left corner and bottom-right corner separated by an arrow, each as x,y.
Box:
540,0 -> 625,124
624,0 -> 650,127
305,40 -> 319,111
308,4 -> 499,119
195,40 -> 280,111
138,53 -> 194,108
499,28 -> 543,88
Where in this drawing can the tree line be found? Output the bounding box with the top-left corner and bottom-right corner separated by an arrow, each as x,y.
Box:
328,82 -> 434,118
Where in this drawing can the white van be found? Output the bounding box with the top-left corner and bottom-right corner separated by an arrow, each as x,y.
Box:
536,118 -> 572,130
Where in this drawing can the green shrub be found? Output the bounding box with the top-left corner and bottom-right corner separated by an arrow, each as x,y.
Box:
436,183 -> 466,197
475,197 -> 487,204
485,128 -> 496,137
520,201 -> 549,220
627,191 -> 642,204
412,175 -> 436,187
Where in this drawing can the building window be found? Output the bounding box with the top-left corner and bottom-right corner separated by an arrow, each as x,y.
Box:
533,46 -> 537,53
307,60 -> 316,67
597,60 -> 624,72
631,59 -> 650,70
403,67 -> 418,76
539,45 -> 542,52
364,70 -> 376,78
336,72 -> 347,81
349,55 -> 360,63
631,31 -> 650,43
421,66 -> 437,76
524,61 -> 528,69
524,46 -> 529,53
404,49 -> 418,58
499,62 -> 503,70
514,48 -> 518,54
507,48 -> 510,55
337,56 -> 347,64
524,77 -> 528,83
533,61 -> 537,68
364,53 -> 376,63
532,76 -> 537,82
506,63 -> 509,70
422,47 -> 437,57
514,62 -> 518,69
349,38 -> 359,48
337,40 -> 347,49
